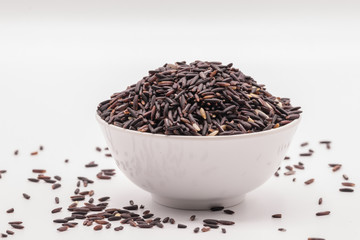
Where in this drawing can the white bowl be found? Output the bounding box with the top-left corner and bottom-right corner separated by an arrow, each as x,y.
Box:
96,114 -> 300,210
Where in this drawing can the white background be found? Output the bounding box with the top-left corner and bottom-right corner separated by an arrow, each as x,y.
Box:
0,0 -> 360,239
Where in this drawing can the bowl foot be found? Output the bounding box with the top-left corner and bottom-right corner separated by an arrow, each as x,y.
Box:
151,194 -> 245,210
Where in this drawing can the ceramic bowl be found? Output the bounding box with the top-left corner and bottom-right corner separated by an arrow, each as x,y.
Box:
96,114 -> 300,209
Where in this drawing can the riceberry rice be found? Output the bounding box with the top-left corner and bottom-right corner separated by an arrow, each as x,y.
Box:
339,188 -> 354,192
97,61 -> 301,136
22,193 -> 30,200
304,178 -> 315,185
6,208 -> 14,213
316,211 -> 330,216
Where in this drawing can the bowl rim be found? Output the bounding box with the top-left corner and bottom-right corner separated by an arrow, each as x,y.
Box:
96,112 -> 301,140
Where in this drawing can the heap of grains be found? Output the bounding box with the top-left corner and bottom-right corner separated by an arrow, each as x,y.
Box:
97,61 -> 301,136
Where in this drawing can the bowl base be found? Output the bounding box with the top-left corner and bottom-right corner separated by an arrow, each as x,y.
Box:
151,194 -> 245,210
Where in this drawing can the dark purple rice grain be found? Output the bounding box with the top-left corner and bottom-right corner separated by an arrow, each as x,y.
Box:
98,196 -> 110,202
272,214 -> 282,218
294,164 -> 304,170
218,220 -> 235,225
53,219 -> 68,223
300,153 -> 312,157
285,165 -> 293,171
137,224 -> 153,228
201,227 -> 210,232
70,195 -> 85,201
54,175 -> 62,181
8,221 -> 22,225
108,216 -> 122,221
96,172 -> 111,180
96,147 -> 102,152
316,211 -> 330,216
62,223 -> 77,228
203,224 -> 219,229
203,219 -> 218,224
222,228 -> 226,233
278,228 -> 286,232
38,175 -> 51,180
22,193 -> 30,200
190,215 -> 196,221
224,209 -> 235,215
169,218 -> 175,224
342,182 -> 355,187
93,225 -> 103,231
318,197 -> 323,205
155,222 -> 164,228
194,227 -> 200,233
44,179 -> 57,184
52,183 -> 61,190
339,188 -> 354,192
305,178 -> 315,185
114,226 -> 124,231
210,206 -> 224,211
343,174 -> 349,180
178,224 -> 187,229
95,220 -> 109,225
6,208 -> 14,213
85,162 -> 98,168
5,231 -> 13,235
162,217 -> 169,223
308,238 -> 325,240
284,171 -> 296,176
57,226 -> 68,232
143,213 -> 154,219
14,150 -> 19,155
332,165 -> 341,172
10,224 -> 24,229
123,205 -> 138,210
51,207 -> 62,214
301,142 -> 309,147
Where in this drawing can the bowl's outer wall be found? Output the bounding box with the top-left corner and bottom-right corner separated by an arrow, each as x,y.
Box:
97,115 -> 300,201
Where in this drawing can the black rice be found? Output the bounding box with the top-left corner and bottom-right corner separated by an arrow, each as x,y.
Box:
97,61 -> 301,136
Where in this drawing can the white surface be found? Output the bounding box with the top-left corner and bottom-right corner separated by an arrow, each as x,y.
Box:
97,114 -> 300,209
0,0 -> 360,239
